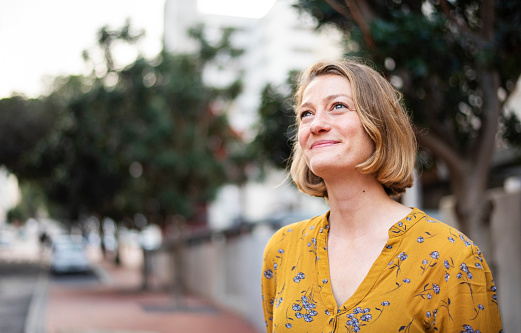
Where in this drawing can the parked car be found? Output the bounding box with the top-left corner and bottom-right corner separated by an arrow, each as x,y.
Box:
50,236 -> 91,274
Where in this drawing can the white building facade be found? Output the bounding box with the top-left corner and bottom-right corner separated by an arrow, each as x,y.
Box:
163,0 -> 344,229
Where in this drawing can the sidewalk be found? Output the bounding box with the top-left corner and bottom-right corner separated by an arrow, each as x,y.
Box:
44,246 -> 261,333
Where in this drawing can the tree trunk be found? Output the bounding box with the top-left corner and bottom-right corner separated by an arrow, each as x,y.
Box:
451,166 -> 494,261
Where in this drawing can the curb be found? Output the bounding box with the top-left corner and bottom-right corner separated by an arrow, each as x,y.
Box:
24,269 -> 49,333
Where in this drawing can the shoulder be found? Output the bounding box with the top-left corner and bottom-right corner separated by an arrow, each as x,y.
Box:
263,214 -> 326,255
404,208 -> 487,266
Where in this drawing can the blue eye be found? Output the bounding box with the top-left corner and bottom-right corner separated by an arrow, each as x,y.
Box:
300,111 -> 313,119
333,103 -> 347,109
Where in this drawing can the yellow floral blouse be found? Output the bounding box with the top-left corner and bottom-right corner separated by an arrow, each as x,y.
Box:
261,208 -> 502,332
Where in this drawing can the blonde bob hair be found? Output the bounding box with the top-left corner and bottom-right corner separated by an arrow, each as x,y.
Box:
290,58 -> 416,197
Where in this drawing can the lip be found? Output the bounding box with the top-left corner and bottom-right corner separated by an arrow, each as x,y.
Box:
310,140 -> 339,149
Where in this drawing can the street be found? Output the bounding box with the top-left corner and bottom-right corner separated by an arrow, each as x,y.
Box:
0,261 -> 44,333
0,230 -> 259,333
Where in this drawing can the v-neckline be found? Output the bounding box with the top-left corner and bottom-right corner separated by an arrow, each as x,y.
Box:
316,208 -> 423,314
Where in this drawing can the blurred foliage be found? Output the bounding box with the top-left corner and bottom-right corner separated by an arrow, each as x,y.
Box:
288,0 -> 521,241
294,0 -> 521,165
6,182 -> 47,223
0,22 -> 245,227
250,78 -> 297,171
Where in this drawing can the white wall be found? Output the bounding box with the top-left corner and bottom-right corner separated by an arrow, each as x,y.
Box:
0,168 -> 20,224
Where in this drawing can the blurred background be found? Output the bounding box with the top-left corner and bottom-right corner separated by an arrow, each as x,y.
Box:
0,0 -> 520,332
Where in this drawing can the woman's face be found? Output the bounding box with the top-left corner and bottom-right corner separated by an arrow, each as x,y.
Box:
297,74 -> 375,179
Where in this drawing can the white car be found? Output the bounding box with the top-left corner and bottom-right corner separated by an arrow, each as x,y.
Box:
50,237 -> 91,274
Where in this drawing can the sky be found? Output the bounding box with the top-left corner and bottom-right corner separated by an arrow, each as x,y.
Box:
0,0 -> 276,99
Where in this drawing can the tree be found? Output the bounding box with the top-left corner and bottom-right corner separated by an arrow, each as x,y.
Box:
0,22 -> 245,233
292,0 -> 521,256
250,81 -> 296,170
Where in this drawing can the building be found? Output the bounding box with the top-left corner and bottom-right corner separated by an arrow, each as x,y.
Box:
163,0 -> 344,228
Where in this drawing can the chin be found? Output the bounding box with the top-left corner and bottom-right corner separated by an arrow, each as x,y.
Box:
308,160 -> 360,179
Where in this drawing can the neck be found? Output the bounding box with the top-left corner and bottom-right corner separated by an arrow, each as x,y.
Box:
324,172 -> 409,239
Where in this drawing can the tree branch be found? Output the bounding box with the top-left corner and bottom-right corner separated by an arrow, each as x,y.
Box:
323,0 -> 351,18
480,0 -> 495,40
343,0 -> 375,48
414,126 -> 466,178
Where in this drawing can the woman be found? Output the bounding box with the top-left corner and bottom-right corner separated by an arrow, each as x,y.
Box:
261,59 -> 502,332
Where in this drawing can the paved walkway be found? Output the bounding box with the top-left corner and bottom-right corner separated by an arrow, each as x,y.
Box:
44,247 -> 261,333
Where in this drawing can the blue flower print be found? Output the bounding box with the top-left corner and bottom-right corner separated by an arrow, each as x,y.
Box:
426,311 -> 431,318
418,231 -> 437,243
448,236 -> 455,243
274,263 -> 278,270
361,314 -> 372,322
475,263 -> 482,269
461,324 -> 481,333
264,269 -> 273,279
323,279 -> 328,284
291,291 -> 319,324
432,283 -> 440,294
385,277 -> 412,294
445,272 -> 450,282
276,297 -> 283,308
285,323 -> 292,328
420,251 -> 440,275
470,304 -> 485,320
343,305 -> 388,332
459,234 -> 473,247
325,309 -> 330,315
389,252 -> 408,276
457,263 -> 476,299
415,283 -> 440,300
278,249 -> 284,254
293,272 -> 306,283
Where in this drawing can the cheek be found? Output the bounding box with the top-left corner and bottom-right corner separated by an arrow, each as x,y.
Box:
297,126 -> 308,146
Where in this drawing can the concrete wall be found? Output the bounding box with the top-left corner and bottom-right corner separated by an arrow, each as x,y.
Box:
144,224 -> 274,332
440,188 -> 521,332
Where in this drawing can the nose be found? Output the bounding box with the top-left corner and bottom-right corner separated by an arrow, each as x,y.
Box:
309,111 -> 331,134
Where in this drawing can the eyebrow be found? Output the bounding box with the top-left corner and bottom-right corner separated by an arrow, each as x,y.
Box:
299,94 -> 353,110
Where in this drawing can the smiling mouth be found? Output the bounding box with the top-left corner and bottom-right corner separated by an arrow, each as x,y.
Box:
311,141 -> 338,149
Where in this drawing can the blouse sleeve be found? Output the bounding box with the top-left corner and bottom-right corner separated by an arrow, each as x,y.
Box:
261,233 -> 278,333
437,241 -> 502,332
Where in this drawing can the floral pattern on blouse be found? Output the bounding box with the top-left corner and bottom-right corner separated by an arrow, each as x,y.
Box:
261,208 -> 502,332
